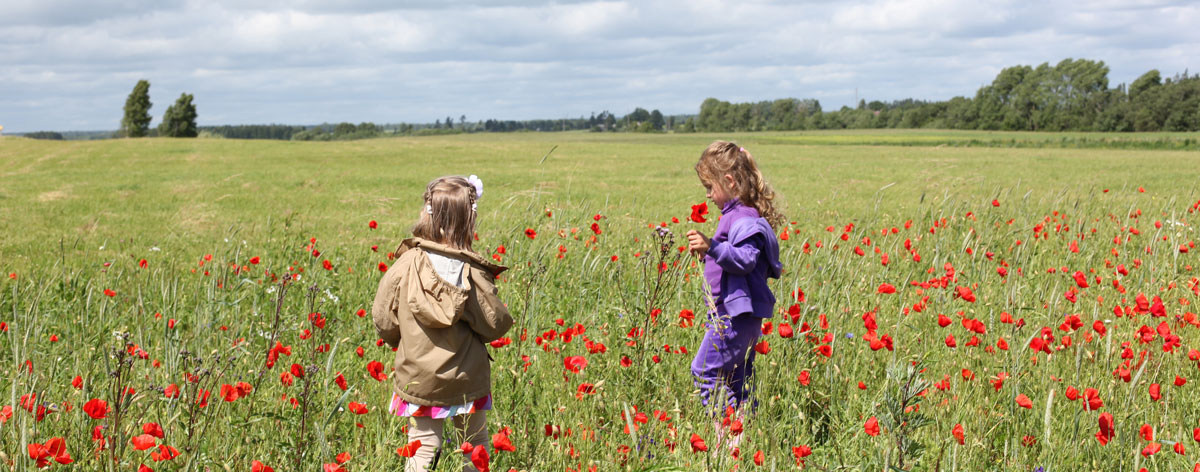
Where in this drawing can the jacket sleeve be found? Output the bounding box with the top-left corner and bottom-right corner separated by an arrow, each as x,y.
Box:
463,266 -> 514,342
371,266 -> 403,349
707,234 -> 763,275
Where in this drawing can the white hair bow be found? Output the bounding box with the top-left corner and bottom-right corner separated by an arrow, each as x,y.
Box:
466,175 -> 483,212
467,175 -> 484,200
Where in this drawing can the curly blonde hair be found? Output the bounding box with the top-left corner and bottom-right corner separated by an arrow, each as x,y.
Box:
695,141 -> 785,230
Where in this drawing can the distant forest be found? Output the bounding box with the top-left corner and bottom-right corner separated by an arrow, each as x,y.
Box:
684,59 -> 1199,133
18,58 -> 1198,141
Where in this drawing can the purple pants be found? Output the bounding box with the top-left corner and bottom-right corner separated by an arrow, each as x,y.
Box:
690,313 -> 761,412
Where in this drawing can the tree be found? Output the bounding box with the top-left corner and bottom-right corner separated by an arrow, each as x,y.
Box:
649,109 -> 665,130
158,93 -> 198,137
121,80 -> 153,137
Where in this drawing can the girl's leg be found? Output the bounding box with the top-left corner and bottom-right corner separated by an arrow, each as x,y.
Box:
726,315 -> 762,409
452,412 -> 490,472
691,315 -> 735,412
405,416 -> 445,472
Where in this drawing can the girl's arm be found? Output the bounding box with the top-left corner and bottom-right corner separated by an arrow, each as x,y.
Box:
463,267 -> 515,342
371,269 -> 402,349
707,235 -> 763,275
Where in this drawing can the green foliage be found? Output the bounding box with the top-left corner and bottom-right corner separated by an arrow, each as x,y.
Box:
880,361 -> 934,469
200,124 -> 307,140
291,122 -> 383,141
120,79 -> 153,138
159,93 -> 199,138
22,131 -> 64,140
697,59 -> 1200,133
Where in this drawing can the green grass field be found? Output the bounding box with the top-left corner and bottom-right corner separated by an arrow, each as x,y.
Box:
2,130 -> 1199,471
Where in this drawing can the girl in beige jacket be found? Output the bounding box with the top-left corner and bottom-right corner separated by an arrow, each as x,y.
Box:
372,175 -> 513,472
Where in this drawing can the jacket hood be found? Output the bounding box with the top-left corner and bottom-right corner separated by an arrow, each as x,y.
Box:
396,238 -> 507,276
396,238 -> 506,328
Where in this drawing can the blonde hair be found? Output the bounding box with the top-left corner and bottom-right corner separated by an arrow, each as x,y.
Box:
412,176 -> 477,250
695,141 -> 785,230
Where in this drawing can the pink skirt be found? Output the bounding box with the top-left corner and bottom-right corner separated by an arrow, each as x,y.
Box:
388,393 -> 492,419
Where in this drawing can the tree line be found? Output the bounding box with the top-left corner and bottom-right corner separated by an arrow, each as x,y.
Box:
685,59 -> 1200,132
27,58 -> 1192,142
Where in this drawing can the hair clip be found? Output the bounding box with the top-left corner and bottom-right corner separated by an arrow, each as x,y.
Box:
467,175 -> 484,200
425,204 -> 433,215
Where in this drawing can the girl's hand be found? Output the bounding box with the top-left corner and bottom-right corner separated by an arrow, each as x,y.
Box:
686,230 -> 710,257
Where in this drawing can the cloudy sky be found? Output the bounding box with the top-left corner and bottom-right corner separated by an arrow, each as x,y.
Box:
2,0 -> 1197,132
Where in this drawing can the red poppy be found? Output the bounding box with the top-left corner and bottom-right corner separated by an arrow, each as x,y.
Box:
83,398 -> 108,419
367,360 -> 387,381
563,356 -> 587,374
150,444 -> 179,462
334,373 -> 348,391
396,440 -> 422,458
792,445 -> 811,465
689,433 -> 708,452
1083,388 -> 1103,411
492,432 -> 516,452
347,402 -> 367,415
469,444 -> 490,472
103,289 -> 116,297
864,417 -> 880,436
524,228 -> 537,239
220,384 -> 240,402
368,220 -> 377,229
29,437 -> 72,466
877,283 -> 896,294
1072,271 -> 1089,288
131,434 -> 157,451
1097,412 -> 1115,445
143,422 -> 164,438
954,286 -> 976,303
1015,394 -> 1032,409
952,424 -> 964,445
690,202 -> 708,223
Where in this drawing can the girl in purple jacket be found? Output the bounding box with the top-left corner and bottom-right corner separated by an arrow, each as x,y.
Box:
685,141 -> 784,445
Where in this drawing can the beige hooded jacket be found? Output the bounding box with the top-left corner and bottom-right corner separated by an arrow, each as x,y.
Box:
372,237 -> 513,406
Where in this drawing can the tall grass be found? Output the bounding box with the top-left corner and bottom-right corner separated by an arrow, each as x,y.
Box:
1,132 -> 1198,471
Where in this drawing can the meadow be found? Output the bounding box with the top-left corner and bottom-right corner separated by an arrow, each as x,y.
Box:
1,130 -> 1199,471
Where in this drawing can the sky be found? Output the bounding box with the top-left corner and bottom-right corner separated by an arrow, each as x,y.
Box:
1,0 -> 1198,133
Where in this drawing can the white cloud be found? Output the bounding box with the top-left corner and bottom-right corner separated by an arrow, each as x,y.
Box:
0,0 -> 1197,132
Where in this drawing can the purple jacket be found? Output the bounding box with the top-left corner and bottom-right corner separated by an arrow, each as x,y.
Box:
703,199 -> 782,319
